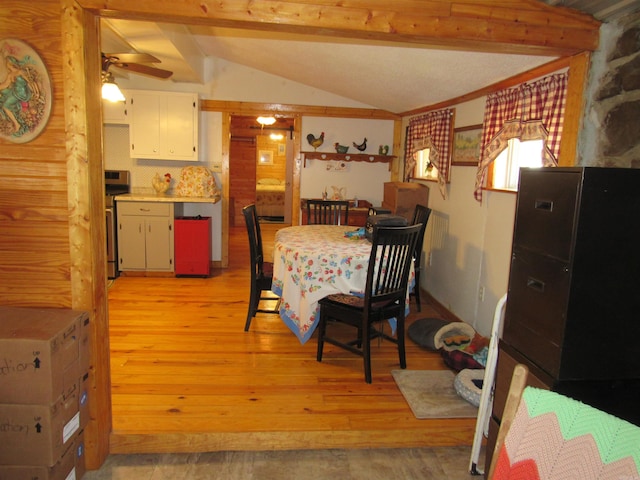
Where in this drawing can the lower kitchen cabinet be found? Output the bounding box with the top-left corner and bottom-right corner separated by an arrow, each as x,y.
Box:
117,201 -> 180,272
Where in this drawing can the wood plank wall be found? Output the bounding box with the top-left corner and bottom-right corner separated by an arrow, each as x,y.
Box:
0,1 -> 72,307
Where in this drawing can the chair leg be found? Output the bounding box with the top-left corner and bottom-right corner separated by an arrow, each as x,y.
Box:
397,314 -> 407,369
244,285 -> 259,332
363,324 -> 372,384
414,269 -> 422,312
316,311 -> 327,362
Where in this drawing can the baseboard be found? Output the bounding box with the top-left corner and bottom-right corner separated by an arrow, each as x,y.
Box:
422,290 -> 464,324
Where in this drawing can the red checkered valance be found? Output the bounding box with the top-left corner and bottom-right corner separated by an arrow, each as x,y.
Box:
404,108 -> 454,199
474,73 -> 568,202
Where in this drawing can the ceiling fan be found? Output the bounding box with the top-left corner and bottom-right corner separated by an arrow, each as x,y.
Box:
101,52 -> 173,79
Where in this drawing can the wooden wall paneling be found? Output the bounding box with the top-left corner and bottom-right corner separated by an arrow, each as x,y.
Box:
559,51 -> 591,166
61,0 -> 112,469
0,1 -> 72,307
77,0 -> 600,56
221,113 -> 231,268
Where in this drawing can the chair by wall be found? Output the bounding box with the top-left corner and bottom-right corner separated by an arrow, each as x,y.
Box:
316,224 -> 423,383
242,204 -> 280,331
410,204 -> 432,311
306,200 -> 350,225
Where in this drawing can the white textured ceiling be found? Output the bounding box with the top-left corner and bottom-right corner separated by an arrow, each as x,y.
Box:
101,1 -> 638,113
103,19 -> 559,114
189,27 -> 558,113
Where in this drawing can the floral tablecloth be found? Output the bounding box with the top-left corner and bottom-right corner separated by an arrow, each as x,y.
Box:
272,225 -> 413,344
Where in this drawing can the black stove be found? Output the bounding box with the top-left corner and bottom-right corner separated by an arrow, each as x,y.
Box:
105,170 -> 130,278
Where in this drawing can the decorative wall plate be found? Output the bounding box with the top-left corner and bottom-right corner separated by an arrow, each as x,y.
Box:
0,38 -> 52,143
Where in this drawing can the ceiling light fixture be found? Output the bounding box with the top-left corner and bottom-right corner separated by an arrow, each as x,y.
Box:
257,116 -> 276,126
101,70 -> 126,102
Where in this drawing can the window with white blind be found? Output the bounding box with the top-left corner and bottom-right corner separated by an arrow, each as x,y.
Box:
489,138 -> 544,191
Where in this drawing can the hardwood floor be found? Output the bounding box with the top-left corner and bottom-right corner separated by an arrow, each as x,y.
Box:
107,224 -> 476,454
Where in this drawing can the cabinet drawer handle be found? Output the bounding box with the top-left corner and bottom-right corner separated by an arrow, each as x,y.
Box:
526,277 -> 545,293
139,208 -> 151,212
534,199 -> 553,211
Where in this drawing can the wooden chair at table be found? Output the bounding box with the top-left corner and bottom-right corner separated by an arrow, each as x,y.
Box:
242,204 -> 280,331
410,204 -> 432,311
306,199 -> 350,225
316,224 -> 423,383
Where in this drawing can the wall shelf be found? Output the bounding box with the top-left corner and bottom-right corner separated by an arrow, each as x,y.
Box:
302,151 -> 395,170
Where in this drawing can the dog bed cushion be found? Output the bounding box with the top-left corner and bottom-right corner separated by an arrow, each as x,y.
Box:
408,318 -> 476,351
454,368 -> 485,407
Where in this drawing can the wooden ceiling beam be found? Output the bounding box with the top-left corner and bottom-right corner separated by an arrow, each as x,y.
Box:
80,0 -> 600,56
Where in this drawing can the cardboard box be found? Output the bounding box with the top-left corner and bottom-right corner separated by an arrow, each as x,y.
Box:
0,428 -> 85,480
0,389 -> 81,466
78,314 -> 91,376
0,306 -> 89,405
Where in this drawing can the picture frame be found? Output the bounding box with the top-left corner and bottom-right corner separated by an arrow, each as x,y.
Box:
0,38 -> 53,144
452,124 -> 483,166
278,143 -> 286,155
258,150 -> 273,165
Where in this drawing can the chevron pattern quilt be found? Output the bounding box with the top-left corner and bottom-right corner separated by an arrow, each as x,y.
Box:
493,387 -> 640,479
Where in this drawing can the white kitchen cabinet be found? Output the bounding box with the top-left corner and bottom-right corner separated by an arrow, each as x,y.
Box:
102,97 -> 128,124
128,90 -> 198,161
117,201 -> 178,272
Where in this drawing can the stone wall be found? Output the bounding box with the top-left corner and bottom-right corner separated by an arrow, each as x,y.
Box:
580,12 -> 640,167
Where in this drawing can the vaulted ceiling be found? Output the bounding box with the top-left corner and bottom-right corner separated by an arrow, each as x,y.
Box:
99,0 -> 636,114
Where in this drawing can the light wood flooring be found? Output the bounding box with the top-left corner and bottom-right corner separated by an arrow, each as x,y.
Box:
107,224 -> 477,455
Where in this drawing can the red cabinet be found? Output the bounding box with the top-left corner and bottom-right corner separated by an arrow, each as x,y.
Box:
174,216 -> 211,276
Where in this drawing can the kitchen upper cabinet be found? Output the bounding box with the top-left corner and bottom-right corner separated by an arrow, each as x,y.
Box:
117,201 -> 178,272
128,90 -> 198,161
102,98 -> 128,124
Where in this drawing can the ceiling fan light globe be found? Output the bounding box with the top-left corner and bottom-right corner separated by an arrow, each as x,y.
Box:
102,82 -> 126,102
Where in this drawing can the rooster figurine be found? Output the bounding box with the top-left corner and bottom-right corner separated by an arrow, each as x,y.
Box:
306,132 -> 325,151
352,137 -> 367,152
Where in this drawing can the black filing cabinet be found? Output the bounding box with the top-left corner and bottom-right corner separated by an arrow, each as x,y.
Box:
486,167 -> 640,474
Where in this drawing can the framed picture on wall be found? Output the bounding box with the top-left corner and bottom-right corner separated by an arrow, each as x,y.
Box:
278,143 -> 286,155
452,124 -> 483,166
258,150 -> 273,165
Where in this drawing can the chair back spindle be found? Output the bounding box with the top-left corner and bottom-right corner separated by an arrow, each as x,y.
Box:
307,200 -> 350,225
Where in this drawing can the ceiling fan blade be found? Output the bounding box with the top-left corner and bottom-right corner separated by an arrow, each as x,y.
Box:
113,62 -> 173,79
104,53 -> 161,64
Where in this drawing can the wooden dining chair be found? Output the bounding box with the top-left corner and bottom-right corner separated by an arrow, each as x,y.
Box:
242,204 -> 280,331
316,224 -> 423,383
306,199 -> 350,225
410,204 -> 432,311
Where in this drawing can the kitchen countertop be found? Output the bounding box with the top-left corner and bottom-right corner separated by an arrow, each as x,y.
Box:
115,190 -> 221,204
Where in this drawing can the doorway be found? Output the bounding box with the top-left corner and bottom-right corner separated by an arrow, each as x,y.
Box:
229,115 -> 296,226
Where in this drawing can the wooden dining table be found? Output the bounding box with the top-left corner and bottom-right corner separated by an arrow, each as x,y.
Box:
271,225 -> 414,344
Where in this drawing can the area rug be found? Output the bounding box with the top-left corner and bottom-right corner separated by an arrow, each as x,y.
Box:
392,369 -> 478,419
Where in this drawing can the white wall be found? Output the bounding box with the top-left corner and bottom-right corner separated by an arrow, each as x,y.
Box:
413,97 -> 517,336
300,117 -> 395,205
